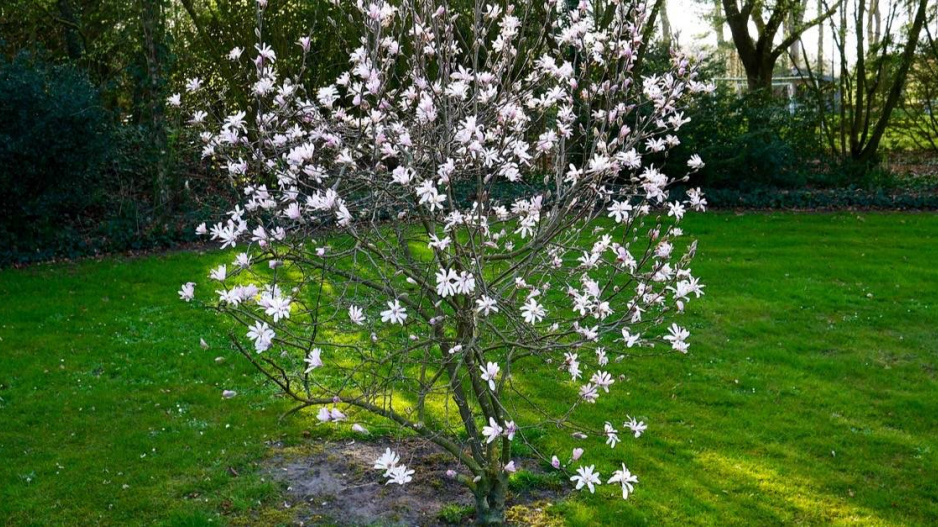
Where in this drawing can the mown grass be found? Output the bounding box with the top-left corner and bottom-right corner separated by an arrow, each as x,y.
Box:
1,212 -> 937,526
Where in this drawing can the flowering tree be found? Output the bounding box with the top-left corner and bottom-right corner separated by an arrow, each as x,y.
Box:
175,0 -> 710,523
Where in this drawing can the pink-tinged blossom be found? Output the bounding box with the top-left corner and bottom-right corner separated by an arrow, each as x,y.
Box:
352,423 -> 369,434
579,383 -> 599,403
482,417 -> 503,444
348,305 -> 365,325
304,348 -> 323,373
591,371 -> 614,392
480,362 -> 500,391
210,264 -> 227,281
572,447 -> 584,461
504,421 -> 517,441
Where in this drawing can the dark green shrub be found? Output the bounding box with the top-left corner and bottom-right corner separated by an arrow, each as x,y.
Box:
0,51 -> 111,258
667,88 -> 826,190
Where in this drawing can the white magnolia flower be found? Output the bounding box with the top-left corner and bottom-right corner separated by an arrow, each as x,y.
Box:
480,362 -> 500,391
185,77 -> 202,93
454,271 -> 475,295
373,448 -> 399,471
571,465 -> 601,493
178,282 -> 195,302
579,383 -> 599,403
381,300 -> 408,324
352,423 -> 369,434
604,422 -> 620,448
520,298 -> 545,324
348,305 -> 365,325
621,329 -> 641,348
246,321 -> 274,352
608,464 -> 639,499
475,295 -> 498,316
663,323 -> 690,353
607,201 -> 632,223
482,417 -> 503,444
435,268 -> 458,297
210,265 -> 227,281
385,464 -> 414,485
591,371 -> 614,393
304,348 -> 323,373
687,154 -> 705,170
625,416 -> 647,438
261,294 -> 291,322
504,421 -> 517,441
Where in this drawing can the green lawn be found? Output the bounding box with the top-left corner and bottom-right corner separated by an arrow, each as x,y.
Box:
1,212 -> 937,526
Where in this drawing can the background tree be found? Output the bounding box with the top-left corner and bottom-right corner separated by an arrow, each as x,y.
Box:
825,0 -> 930,163
722,0 -> 841,90
897,3 -> 938,152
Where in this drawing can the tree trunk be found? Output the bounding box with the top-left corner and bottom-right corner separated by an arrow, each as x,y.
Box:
473,475 -> 508,526
816,0 -> 824,75
140,0 -> 171,210
660,0 -> 673,49
856,0 -> 930,162
745,58 -> 775,91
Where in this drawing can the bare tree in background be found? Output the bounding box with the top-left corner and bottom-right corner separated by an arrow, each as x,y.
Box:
824,0 -> 930,163
898,3 -> 938,152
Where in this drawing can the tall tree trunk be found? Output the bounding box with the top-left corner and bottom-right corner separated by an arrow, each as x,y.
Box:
713,0 -> 725,45
56,0 -> 84,61
140,0 -> 170,210
816,0 -> 824,75
787,0 -> 808,71
660,0 -> 673,49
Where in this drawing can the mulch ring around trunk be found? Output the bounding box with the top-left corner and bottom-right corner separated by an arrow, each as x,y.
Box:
264,437 -> 565,526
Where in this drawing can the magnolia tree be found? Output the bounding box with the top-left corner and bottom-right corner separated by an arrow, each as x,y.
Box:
174,0 -> 710,523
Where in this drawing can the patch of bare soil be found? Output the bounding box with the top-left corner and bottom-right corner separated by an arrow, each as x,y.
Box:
265,438 -> 562,526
